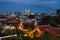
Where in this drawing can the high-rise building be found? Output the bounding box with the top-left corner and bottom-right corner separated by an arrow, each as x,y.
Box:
25,9 -> 30,15
56,9 -> 60,15
24,9 -> 34,15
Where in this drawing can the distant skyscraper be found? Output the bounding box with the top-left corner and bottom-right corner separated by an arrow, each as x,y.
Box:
24,9 -> 34,15
24,9 -> 30,15
56,9 -> 60,15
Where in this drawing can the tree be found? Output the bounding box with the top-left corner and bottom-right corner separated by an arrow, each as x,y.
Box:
49,20 -> 57,27
40,31 -> 60,40
55,15 -> 60,24
28,15 -> 35,18
41,15 -> 52,25
0,27 -> 3,37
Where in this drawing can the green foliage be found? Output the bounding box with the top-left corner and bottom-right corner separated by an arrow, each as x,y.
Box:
3,29 -> 60,40
55,15 -> 60,24
23,24 -> 34,30
0,27 -> 3,36
40,31 -> 60,40
28,15 -> 35,18
41,15 -> 52,25
10,31 -> 60,40
2,29 -> 16,36
49,20 -> 57,27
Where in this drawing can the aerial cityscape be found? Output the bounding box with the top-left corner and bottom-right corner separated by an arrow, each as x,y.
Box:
0,0 -> 60,40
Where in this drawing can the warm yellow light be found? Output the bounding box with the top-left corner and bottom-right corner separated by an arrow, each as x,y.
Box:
24,34 -> 28,37
18,22 -> 42,38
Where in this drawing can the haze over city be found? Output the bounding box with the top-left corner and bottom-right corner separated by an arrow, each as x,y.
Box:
0,0 -> 60,13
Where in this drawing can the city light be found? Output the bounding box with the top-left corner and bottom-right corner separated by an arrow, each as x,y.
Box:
18,22 -> 42,38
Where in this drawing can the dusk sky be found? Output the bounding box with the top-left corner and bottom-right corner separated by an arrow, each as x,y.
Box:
0,0 -> 60,13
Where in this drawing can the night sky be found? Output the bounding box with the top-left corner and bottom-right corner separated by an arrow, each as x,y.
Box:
0,0 -> 60,13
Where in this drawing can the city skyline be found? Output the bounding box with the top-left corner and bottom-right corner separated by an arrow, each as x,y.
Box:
0,0 -> 60,13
